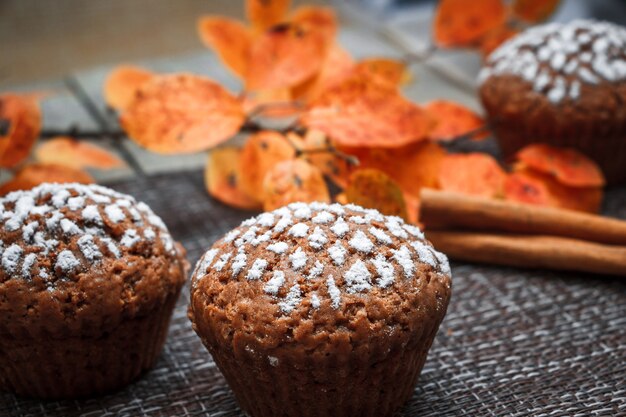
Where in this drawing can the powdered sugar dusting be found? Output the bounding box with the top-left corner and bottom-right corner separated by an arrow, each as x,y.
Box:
308,226 -> 328,249
2,244 -> 22,274
55,249 -> 80,273
330,217 -> 349,237
267,242 -> 288,254
289,247 -> 307,270
278,283 -> 302,313
326,275 -> 341,308
369,227 -> 392,244
372,254 -> 395,288
288,223 -> 309,238
328,241 -> 347,266
312,211 -> 334,224
247,259 -> 268,280
349,230 -> 374,253
264,270 -> 285,295
392,246 -> 415,278
344,260 -> 372,293
104,204 -> 125,223
77,235 -> 102,261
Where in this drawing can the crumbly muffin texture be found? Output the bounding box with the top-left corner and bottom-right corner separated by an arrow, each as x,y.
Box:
191,202 -> 451,361
479,19 -> 626,104
0,183 -> 185,336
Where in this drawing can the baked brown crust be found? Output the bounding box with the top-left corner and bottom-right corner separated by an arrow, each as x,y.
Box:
0,183 -> 187,398
190,202 -> 451,417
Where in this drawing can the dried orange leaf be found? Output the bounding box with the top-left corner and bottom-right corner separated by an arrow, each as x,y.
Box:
480,26 -> 519,57
206,147 -> 261,210
512,0 -> 561,23
246,22 -> 327,91
292,44 -> 354,102
0,94 -> 42,168
438,153 -> 506,198
0,163 -> 93,196
353,58 -> 411,87
515,143 -> 605,187
35,136 -> 124,170
290,6 -> 337,43
345,169 -> 408,220
239,131 -> 295,200
293,129 -> 351,188
120,74 -> 245,154
504,169 -> 602,213
103,65 -> 155,111
301,74 -> 432,148
262,158 -> 330,211
335,192 -> 348,205
434,0 -> 507,47
197,16 -> 252,79
247,0 -> 291,32
425,100 -> 487,141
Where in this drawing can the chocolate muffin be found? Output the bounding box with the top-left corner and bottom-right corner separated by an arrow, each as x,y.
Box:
189,202 -> 451,417
0,183 -> 187,399
479,19 -> 626,184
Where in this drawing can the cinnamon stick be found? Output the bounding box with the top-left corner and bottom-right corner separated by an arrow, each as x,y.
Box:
427,231 -> 626,276
420,189 -> 626,246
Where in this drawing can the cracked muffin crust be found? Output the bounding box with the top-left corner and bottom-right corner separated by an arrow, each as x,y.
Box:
189,202 -> 451,417
0,183 -> 187,399
479,20 -> 626,184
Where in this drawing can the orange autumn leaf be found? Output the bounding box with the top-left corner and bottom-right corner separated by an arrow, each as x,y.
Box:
294,129 -> 352,189
438,153 -> 506,198
433,0 -> 507,47
120,74 -> 245,154
292,44 -> 354,102
197,16 -> 252,79
480,26 -> 519,57
35,136 -> 124,170
0,94 -> 42,168
262,158 -> 330,211
301,74 -> 433,148
206,147 -> 261,210
239,131 -> 295,201
247,0 -> 291,32
0,163 -> 93,196
103,65 -> 155,111
353,58 -> 411,88
424,100 -> 487,142
290,6 -> 337,44
515,143 -> 605,187
512,0 -> 561,23
504,169 -> 602,213
246,22 -> 327,91
345,169 -> 408,221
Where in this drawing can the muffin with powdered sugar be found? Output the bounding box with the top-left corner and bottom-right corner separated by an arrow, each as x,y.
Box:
189,202 -> 451,417
0,183 -> 186,398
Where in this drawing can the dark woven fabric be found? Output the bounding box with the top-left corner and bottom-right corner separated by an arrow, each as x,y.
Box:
2,170 -> 625,417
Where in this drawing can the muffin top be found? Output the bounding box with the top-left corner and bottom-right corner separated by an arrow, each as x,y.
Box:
191,202 -> 451,359
0,183 -> 186,335
478,19 -> 626,104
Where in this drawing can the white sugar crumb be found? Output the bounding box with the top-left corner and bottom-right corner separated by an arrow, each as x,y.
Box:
45,212 -> 63,231
60,219 -> 81,235
120,229 -> 140,247
349,215 -> 368,225
257,213 -> 275,227
327,204 -> 345,215
328,241 -> 347,266
5,196 -> 35,231
273,215 -> 293,233
308,226 -> 328,250
364,209 -> 384,222
434,250 -> 451,276
369,227 -> 392,244
115,199 -> 132,208
67,196 -> 85,211
213,252 -> 232,271
310,293 -> 321,309
77,235 -> 102,261
307,260 -> 324,279
326,275 -> 341,309
82,205 -> 103,225
267,241 -> 289,254
289,247 -> 307,270
196,249 -> 219,276
278,283 -> 302,314
372,254 -> 395,288
251,231 -> 271,246
386,218 -> 408,239
268,356 -> 279,367
330,217 -> 349,237
392,246 -> 415,278
22,222 -> 38,243
403,224 -> 425,239
224,230 -> 241,243
349,230 -> 374,253
102,237 -> 121,258
241,217 -> 257,227
264,270 -> 285,295
410,241 -> 437,268
231,250 -> 247,277
2,244 -> 23,274
21,253 -> 37,278
104,204 -> 126,223
309,202 -> 329,211
161,235 -> 175,253
312,211 -> 334,224
246,259 -> 268,280
143,228 -> 156,240
148,214 -> 167,230
235,227 -> 258,247
33,232 -> 58,255
51,189 -> 70,208
55,249 -> 80,273
288,223 -> 309,238
344,203 -> 365,212
30,205 -> 51,216
129,207 -> 143,224
293,206 -> 312,220
344,260 -> 372,293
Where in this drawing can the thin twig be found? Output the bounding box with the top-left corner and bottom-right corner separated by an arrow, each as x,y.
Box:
246,100 -> 305,119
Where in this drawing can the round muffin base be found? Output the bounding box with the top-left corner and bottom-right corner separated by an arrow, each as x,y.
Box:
0,290 -> 180,399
